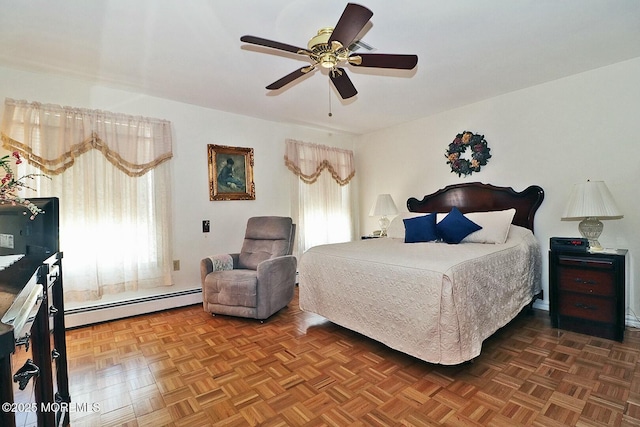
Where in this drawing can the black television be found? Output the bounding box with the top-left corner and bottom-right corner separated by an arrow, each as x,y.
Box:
0,197 -> 59,259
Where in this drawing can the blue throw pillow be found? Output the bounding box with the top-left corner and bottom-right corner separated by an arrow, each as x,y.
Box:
436,207 -> 482,244
403,213 -> 438,243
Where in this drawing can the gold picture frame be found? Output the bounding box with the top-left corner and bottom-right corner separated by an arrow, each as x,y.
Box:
208,144 -> 255,201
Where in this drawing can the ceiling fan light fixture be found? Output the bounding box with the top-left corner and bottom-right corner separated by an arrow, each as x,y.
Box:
319,54 -> 337,69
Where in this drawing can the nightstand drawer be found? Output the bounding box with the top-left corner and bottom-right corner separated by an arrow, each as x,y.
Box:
557,267 -> 615,296
558,292 -> 616,323
558,255 -> 614,270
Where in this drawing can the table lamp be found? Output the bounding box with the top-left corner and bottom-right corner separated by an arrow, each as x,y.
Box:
369,194 -> 398,237
561,180 -> 623,251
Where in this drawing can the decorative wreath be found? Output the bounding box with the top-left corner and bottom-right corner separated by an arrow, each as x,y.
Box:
445,131 -> 491,177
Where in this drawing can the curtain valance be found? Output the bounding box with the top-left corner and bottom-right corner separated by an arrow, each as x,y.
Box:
1,98 -> 173,177
284,139 -> 355,186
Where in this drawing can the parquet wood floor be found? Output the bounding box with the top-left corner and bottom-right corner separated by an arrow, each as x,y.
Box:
62,288 -> 640,426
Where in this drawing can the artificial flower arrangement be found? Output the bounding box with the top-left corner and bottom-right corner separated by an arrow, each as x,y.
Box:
0,151 -> 47,219
445,131 -> 491,177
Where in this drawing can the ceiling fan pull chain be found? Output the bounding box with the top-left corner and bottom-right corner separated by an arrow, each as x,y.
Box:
328,82 -> 333,117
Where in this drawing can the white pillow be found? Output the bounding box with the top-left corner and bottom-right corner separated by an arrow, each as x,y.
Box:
386,212 -> 426,238
386,209 -> 516,243
461,209 -> 516,244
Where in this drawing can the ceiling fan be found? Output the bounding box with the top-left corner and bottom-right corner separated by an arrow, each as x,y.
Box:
240,3 -> 418,100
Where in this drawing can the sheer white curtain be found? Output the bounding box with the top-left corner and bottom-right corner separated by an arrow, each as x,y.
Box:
1,98 -> 173,303
285,139 -> 356,259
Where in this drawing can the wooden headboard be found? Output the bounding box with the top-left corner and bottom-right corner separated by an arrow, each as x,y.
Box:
406,182 -> 544,232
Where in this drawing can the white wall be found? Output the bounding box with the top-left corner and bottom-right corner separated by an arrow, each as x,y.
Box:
3,57 -> 639,322
0,66 -> 356,298
355,57 -> 640,320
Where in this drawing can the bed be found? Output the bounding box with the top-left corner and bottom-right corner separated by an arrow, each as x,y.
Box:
298,182 -> 544,365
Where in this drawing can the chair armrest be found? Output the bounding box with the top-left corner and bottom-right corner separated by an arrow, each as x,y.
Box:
255,255 -> 297,319
257,255 -> 297,284
200,254 -> 238,286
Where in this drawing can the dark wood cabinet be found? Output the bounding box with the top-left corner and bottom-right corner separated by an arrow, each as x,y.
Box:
0,253 -> 70,427
549,249 -> 627,341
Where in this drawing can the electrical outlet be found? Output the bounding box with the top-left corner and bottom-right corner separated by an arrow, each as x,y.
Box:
203,220 -> 210,233
173,260 -> 180,271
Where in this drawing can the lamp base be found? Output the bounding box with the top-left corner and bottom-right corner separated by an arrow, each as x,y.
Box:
579,217 -> 603,251
378,215 -> 390,237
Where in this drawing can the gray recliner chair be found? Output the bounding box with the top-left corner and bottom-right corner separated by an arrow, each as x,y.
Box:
200,216 -> 297,320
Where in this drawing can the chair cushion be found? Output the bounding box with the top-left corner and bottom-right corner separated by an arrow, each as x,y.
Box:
244,216 -> 293,240
238,216 -> 293,270
203,270 -> 258,308
238,239 -> 290,270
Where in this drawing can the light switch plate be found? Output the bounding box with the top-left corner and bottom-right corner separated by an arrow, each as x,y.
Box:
0,233 -> 14,249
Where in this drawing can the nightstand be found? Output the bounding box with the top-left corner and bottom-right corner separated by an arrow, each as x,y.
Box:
549,249 -> 627,341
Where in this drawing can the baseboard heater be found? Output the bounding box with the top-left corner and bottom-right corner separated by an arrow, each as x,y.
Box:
64,288 -> 203,329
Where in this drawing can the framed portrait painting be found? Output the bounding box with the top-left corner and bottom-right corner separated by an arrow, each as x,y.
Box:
208,144 -> 255,201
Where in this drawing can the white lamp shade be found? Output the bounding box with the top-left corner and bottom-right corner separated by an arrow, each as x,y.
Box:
369,194 -> 398,216
562,180 -> 623,220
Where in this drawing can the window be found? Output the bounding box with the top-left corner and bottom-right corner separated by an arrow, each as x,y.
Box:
2,98 -> 173,303
285,139 -> 356,258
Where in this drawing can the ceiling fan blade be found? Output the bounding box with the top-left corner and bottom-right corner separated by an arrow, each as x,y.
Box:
266,67 -> 314,90
328,3 -> 373,48
330,68 -> 358,99
349,53 -> 418,69
241,35 -> 307,55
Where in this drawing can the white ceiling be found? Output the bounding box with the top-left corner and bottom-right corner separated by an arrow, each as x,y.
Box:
1,0 -> 640,135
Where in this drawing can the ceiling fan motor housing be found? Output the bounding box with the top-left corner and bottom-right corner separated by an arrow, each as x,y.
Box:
307,28 -> 333,49
307,28 -> 349,69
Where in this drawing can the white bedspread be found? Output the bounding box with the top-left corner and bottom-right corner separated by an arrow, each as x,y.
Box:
298,225 -> 542,365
